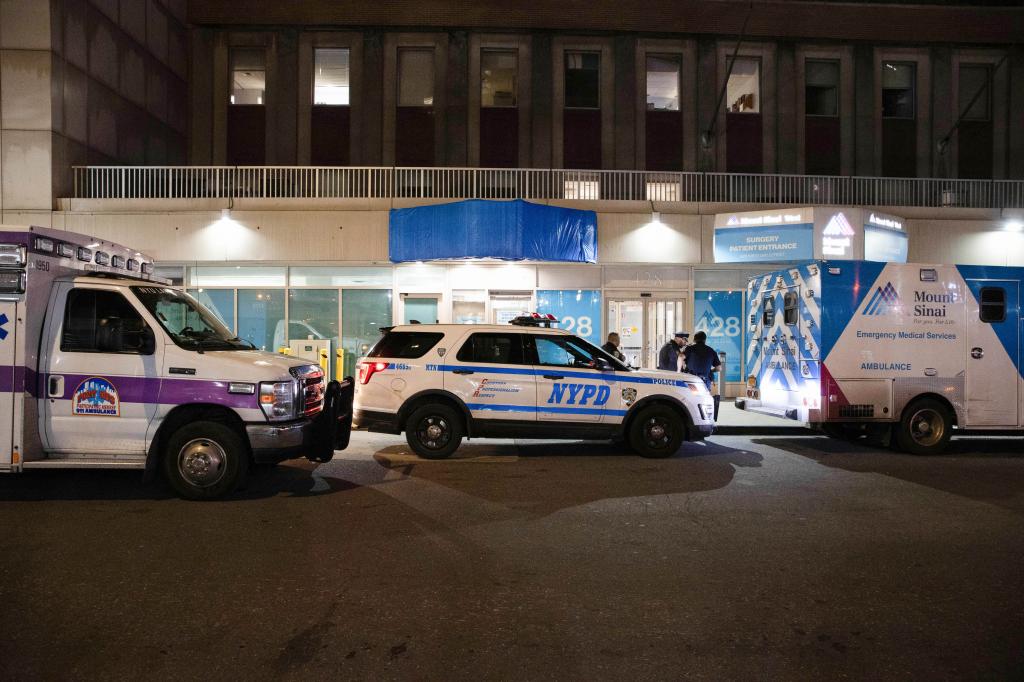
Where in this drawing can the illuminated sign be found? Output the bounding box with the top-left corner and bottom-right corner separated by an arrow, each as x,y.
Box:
867,213 -> 903,231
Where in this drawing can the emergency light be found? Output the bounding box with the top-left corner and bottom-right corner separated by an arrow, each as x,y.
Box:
140,262 -> 152,275
111,255 -> 125,269
56,242 -> 76,259
77,247 -> 92,262
32,237 -> 54,253
126,259 -> 138,272
94,251 -> 110,266
0,244 -> 26,267
0,270 -> 26,294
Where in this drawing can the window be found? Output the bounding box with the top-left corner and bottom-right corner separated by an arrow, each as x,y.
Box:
288,289 -> 339,345
646,55 -> 680,111
882,62 -> 915,119
980,287 -> 1006,323
456,333 -> 525,365
314,48 -> 350,105
762,296 -> 775,326
61,289 -> 151,354
482,50 -> 517,107
783,291 -> 799,326
565,52 -> 600,109
533,335 -> 599,369
806,60 -> 839,117
959,64 -> 991,121
230,49 -> 265,105
399,48 -> 434,106
237,289 -> 285,352
341,289 -> 393,377
368,332 -> 444,359
188,289 -> 235,331
727,58 -> 760,113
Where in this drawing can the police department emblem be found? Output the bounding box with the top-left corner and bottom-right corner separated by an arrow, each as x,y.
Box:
72,377 -> 120,416
621,387 -> 638,407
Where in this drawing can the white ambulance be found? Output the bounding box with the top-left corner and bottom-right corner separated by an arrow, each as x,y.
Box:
0,225 -> 353,499
352,315 -> 716,458
738,259 -> 1022,454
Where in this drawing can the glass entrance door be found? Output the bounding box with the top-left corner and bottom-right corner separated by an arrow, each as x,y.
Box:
607,297 -> 687,369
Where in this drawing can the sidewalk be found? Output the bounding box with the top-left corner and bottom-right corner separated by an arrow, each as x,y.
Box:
712,399 -> 814,435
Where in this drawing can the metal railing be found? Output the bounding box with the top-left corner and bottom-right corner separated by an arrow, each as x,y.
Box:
71,166 -> 1024,209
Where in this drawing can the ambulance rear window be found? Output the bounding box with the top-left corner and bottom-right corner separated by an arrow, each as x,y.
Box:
762,296 -> 775,326
979,287 -> 1006,323
783,291 -> 799,325
367,331 -> 443,359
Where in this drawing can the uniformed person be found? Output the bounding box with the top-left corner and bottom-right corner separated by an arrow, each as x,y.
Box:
602,332 -> 626,362
682,331 -> 722,392
657,332 -> 689,371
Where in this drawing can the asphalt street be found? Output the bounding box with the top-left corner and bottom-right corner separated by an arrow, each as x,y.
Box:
1,432 -> 1023,680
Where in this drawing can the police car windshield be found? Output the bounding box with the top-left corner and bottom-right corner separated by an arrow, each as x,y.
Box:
568,335 -> 631,371
131,287 -> 251,351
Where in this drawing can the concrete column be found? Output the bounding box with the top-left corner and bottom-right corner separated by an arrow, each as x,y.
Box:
853,44 -> 874,176
696,39 -> 717,172
1009,46 -> 1024,180
776,42 -> 797,174
269,28 -> 298,164
445,30 -> 468,167
930,46 -> 953,178
189,28 -> 215,164
361,31 -> 383,166
530,32 -> 552,168
613,35 -> 635,170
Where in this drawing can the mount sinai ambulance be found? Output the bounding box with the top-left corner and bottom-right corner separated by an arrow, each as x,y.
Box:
0,225 -> 353,499
738,259 -> 1022,453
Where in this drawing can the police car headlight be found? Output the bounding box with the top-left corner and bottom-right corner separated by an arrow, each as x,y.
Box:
259,380 -> 298,421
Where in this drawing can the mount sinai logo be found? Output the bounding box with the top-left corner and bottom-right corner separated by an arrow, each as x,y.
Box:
822,212 -> 857,237
863,282 -> 901,316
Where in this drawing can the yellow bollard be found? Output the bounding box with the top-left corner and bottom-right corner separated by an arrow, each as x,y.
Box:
336,349 -> 345,382
319,348 -> 329,374
277,346 -> 292,355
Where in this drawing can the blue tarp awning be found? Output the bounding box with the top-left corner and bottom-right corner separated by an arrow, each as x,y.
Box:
389,199 -> 597,263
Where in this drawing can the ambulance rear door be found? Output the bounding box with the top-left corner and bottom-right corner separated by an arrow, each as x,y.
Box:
0,300 -> 17,470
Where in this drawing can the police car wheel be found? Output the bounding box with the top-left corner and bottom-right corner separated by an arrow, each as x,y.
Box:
163,421 -> 249,500
405,404 -> 463,459
629,405 -> 685,458
895,399 -> 952,455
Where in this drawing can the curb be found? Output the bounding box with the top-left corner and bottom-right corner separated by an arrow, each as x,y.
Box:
711,426 -> 816,436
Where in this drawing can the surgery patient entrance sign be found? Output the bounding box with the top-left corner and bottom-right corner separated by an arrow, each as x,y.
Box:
713,209 -> 814,263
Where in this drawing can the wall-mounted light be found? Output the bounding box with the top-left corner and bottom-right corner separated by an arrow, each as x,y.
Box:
1005,220 -> 1023,232
651,211 -> 662,225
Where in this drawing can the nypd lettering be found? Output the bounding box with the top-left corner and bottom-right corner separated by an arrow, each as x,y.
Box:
547,382 -> 610,407
72,377 -> 120,416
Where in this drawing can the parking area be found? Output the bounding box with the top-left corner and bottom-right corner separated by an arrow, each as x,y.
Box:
2,432 -> 1023,680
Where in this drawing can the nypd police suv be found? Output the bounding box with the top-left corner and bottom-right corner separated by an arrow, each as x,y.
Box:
353,314 -> 716,458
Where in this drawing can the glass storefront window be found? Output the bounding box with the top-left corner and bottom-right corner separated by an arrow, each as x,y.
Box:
155,265 -> 184,287
726,58 -> 760,113
482,50 -> 517,107
453,290 -> 486,324
190,266 -> 287,288
188,288 -> 235,331
314,48 -> 350,105
882,62 -> 915,119
289,267 -> 392,287
341,290 -> 393,376
237,289 -> 286,352
288,289 -> 339,344
399,48 -> 435,107
230,48 -> 266,105
646,55 -> 681,111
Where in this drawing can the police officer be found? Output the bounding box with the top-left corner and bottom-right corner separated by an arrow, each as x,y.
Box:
682,331 -> 722,392
602,332 -> 626,362
657,331 -> 689,371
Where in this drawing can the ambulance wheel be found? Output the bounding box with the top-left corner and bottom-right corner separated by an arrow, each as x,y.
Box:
895,399 -> 953,455
163,421 -> 249,500
405,403 -> 463,459
629,405 -> 685,458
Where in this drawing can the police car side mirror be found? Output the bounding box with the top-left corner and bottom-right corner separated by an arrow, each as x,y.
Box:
595,357 -> 614,371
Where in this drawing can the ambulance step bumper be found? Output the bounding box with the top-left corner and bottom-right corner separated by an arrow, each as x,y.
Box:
22,458 -> 146,470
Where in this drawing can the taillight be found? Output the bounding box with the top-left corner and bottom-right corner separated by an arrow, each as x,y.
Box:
358,361 -> 389,384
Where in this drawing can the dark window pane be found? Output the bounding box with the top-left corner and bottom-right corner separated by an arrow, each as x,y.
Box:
762,296 -> 775,326
959,64 -> 991,121
482,50 -> 517,107
783,291 -> 799,325
399,48 -> 434,107
368,332 -> 444,359
565,51 -> 600,109
231,48 -> 265,105
882,62 -> 915,119
456,333 -> 525,365
980,287 -> 1006,323
805,60 -> 839,117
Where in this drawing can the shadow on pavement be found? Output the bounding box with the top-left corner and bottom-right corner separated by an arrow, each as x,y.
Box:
369,439 -> 763,515
756,435 -> 1024,509
0,461 -> 358,502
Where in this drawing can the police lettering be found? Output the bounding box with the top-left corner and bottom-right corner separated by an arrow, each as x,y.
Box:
547,383 -> 611,406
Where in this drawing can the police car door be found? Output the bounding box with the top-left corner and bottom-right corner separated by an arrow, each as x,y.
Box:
530,334 -> 611,422
446,331 -> 537,423
41,283 -> 160,454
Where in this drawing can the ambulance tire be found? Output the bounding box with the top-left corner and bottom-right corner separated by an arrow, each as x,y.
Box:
629,405 -> 685,458
163,421 -> 249,500
405,403 -> 463,459
895,399 -> 953,455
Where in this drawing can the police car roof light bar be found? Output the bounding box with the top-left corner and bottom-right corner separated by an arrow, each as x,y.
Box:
510,314 -> 560,328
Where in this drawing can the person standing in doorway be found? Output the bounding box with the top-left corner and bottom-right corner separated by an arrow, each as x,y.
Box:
602,332 -> 626,362
657,332 -> 689,371
682,331 -> 722,393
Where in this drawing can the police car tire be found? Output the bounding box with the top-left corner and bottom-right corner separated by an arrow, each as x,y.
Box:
895,399 -> 953,456
163,421 -> 249,500
629,405 -> 685,458
405,403 -> 463,460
